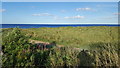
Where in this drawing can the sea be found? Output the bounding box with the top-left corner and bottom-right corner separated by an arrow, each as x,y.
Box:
1,24 -> 120,28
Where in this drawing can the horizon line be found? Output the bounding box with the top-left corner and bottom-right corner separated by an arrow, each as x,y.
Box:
1,23 -> 119,25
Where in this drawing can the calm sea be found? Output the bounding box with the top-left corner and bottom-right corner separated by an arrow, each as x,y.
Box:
1,24 -> 120,28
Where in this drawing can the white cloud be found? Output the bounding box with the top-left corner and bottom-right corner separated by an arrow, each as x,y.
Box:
64,15 -> 84,19
32,13 -> 54,16
61,10 -> 66,13
76,8 -> 91,11
113,13 -> 120,15
0,9 -> 6,12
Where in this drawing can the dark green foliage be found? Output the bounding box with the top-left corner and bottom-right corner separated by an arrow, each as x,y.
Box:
48,47 -> 80,67
2,28 -> 32,67
78,42 -> 119,67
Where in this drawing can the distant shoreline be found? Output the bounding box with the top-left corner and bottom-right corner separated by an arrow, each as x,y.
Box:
1,24 -> 120,28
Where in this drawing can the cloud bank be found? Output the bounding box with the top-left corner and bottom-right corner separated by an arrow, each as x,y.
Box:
32,13 -> 54,16
64,15 -> 84,19
76,8 -> 91,11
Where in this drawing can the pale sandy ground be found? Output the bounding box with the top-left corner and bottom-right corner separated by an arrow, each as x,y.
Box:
29,39 -> 81,51
29,39 -> 64,48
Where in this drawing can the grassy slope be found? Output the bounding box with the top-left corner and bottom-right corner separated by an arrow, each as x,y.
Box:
19,26 -> 119,48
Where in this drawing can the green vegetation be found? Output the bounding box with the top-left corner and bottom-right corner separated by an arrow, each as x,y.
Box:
21,26 -> 119,48
1,26 -> 120,67
79,42 -> 119,66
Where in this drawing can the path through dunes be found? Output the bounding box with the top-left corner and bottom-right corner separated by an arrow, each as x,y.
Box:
29,39 -> 64,48
29,39 -> 81,50
30,39 -> 49,44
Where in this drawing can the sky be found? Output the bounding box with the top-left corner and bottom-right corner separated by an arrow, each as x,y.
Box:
2,0 -> 120,2
1,2 -> 119,24
0,2 -> 2,25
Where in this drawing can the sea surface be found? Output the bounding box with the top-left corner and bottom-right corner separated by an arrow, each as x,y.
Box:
1,24 -> 120,28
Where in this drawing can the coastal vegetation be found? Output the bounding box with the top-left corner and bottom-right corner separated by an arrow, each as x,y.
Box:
1,26 -> 120,67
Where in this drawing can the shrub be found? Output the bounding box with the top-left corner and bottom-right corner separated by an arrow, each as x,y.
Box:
78,42 -> 119,67
2,28 -> 32,67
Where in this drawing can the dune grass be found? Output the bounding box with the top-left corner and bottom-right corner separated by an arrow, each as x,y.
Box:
19,26 -> 119,48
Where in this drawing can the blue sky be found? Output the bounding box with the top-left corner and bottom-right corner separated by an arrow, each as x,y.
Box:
0,2 -> 2,25
2,0 -> 120,2
1,2 -> 119,24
